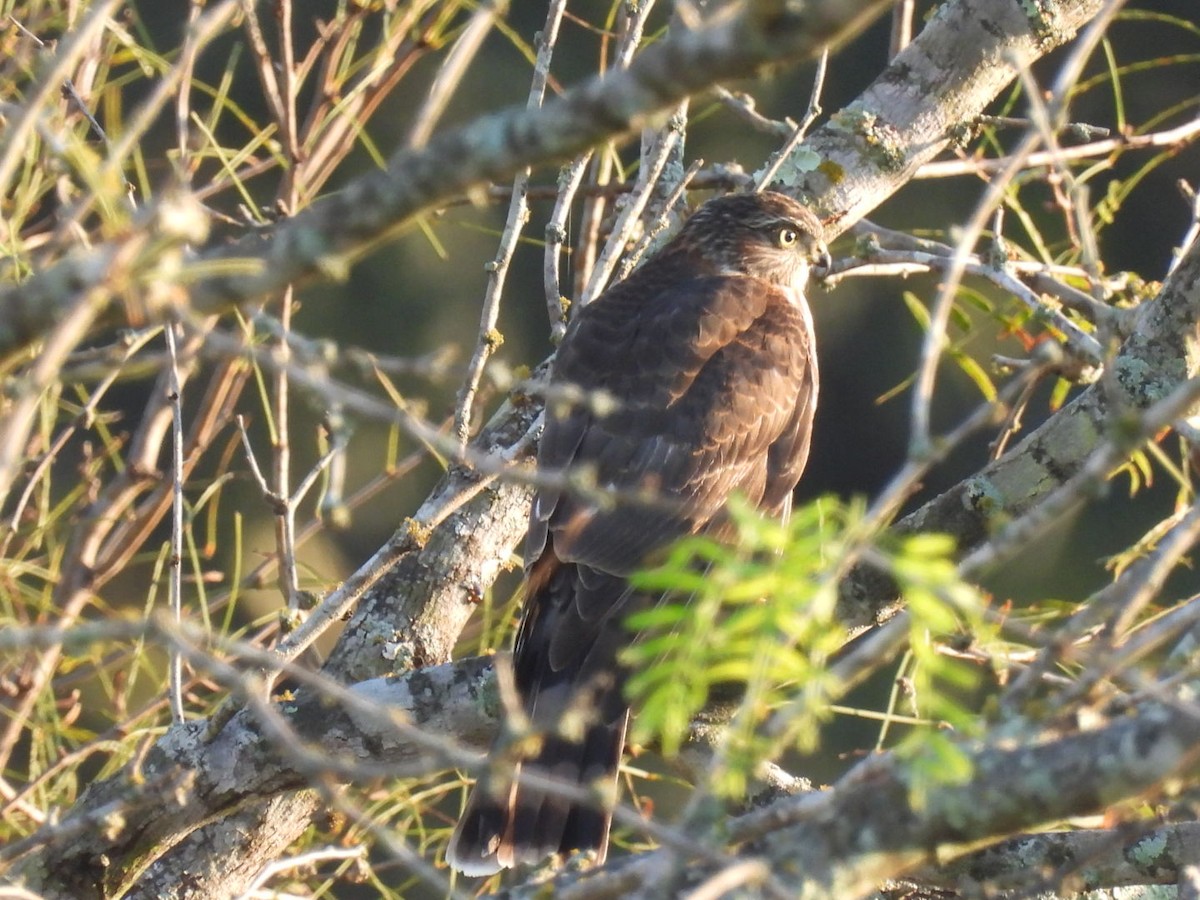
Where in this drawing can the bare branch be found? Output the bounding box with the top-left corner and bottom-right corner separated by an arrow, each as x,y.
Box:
454,0 -> 569,446
164,322 -> 187,723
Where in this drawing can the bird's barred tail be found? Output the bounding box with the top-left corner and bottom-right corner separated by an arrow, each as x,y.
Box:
445,706 -> 627,876
447,558 -> 634,876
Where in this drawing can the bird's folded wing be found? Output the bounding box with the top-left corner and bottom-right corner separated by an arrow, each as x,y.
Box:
527,273 -> 817,581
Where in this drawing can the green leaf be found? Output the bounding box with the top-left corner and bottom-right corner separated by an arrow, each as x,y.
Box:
950,349 -> 998,402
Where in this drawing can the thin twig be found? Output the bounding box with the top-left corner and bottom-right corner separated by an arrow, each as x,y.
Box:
406,0 -> 505,149
276,0 -> 301,167
0,293 -> 109,557
46,441 -> 429,704
907,0 -> 1127,457
1172,179 -> 1200,276
164,322 -> 187,724
715,87 -> 794,137
756,46 -> 829,190
829,248 -> 1107,365
290,444 -> 341,513
571,0 -> 659,304
74,0 -> 239,230
544,151 -> 593,340
317,406 -> 350,525
240,0 -> 286,131
60,80 -> 106,145
1013,59 -> 1106,298
618,157 -> 704,278
582,108 -> 686,304
238,846 -> 366,900
236,416 -> 273,498
454,0 -> 568,446
0,0 -> 122,198
298,5 -> 433,198
173,0 -> 205,180
272,289 -> 301,611
917,114 -> 1200,179
889,0 -> 915,59
850,218 -> 1130,322
1,327 -> 159,554
683,860 -> 775,900
613,0 -> 656,69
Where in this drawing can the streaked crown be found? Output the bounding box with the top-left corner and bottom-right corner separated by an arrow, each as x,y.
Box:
674,191 -> 829,290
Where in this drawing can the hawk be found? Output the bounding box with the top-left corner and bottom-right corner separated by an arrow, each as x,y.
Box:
447,191 -> 829,876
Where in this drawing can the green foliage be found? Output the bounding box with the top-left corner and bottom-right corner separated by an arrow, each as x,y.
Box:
897,729 -> 976,811
624,497 -> 849,769
892,533 -> 989,730
623,496 -> 989,799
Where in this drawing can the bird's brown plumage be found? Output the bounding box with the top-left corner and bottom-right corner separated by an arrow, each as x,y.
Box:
447,192 -> 828,876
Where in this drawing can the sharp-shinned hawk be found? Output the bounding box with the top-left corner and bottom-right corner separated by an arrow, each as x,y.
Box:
448,191 -> 830,876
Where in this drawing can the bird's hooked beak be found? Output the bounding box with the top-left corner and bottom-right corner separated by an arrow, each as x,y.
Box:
813,241 -> 832,278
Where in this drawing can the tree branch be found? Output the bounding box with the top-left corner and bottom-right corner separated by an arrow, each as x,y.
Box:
913,822 -> 1200,895
508,693 -> 1200,899
835,234 -> 1200,629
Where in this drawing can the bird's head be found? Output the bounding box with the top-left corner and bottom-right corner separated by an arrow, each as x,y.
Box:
676,191 -> 830,292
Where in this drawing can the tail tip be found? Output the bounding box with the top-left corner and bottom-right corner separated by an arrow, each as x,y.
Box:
446,849 -> 505,878
446,820 -> 507,877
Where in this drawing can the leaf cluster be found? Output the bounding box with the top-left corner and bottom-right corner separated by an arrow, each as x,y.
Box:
623,496 -> 989,799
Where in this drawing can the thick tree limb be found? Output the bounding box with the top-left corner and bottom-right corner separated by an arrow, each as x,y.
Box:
8,652 -> 495,898
501,694 -> 1200,899
914,822 -> 1200,894
20,649 -> 1200,898
769,0 -> 1108,231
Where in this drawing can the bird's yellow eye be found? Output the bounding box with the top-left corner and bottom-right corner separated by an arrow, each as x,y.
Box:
777,226 -> 799,248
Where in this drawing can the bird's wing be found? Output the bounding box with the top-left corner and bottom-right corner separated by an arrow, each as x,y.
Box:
526,273 -> 817,580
